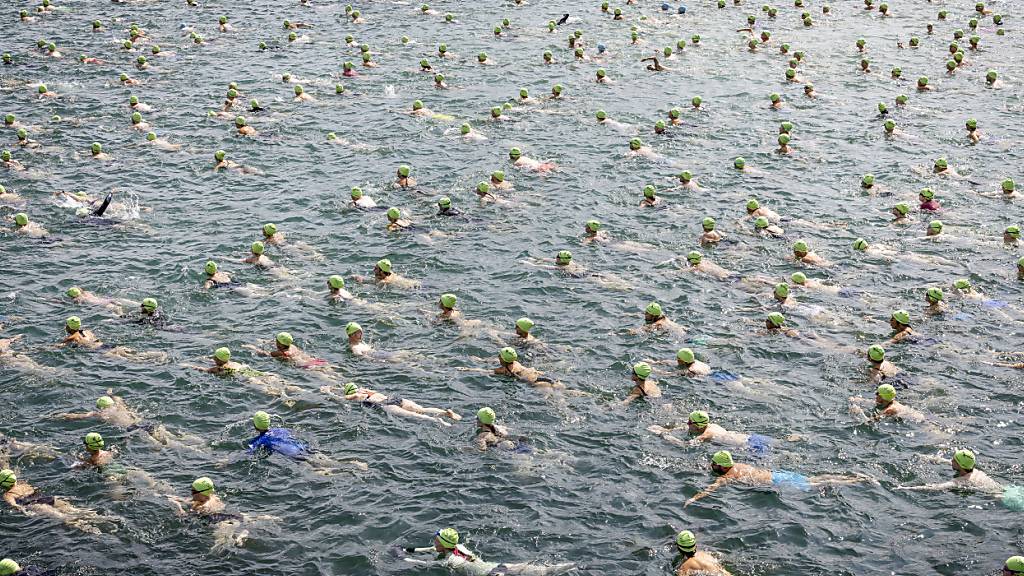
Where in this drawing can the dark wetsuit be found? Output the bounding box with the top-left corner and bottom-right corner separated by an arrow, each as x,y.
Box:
248,428 -> 308,458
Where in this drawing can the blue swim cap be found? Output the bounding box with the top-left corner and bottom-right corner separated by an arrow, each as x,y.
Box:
661,2 -> 670,9
678,5 -> 687,13
597,44 -> 606,53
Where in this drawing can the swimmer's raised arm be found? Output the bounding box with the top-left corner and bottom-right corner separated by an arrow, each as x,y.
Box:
684,477 -> 727,507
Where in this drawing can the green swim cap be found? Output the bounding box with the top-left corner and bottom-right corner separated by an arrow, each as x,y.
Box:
884,120 -> 895,132
460,123 -> 471,135
1006,557 -> 1024,572
894,203 -> 909,216
746,199 -> 760,211
434,74 -> 445,84
676,530 -> 697,552
0,469 -> 15,491
96,396 -> 115,409
734,157 -> 746,169
918,76 -> 928,86
966,118 -> 977,130
499,347 -> 518,363
586,220 -> 600,232
490,106 -> 501,118
215,150 -> 225,161
786,68 -> 795,78
84,432 -> 104,451
896,94 -> 908,104
276,332 -> 293,347
954,449 -> 976,471
877,384 -> 896,402
251,241 -> 265,255
440,293 -> 457,309
350,187 -> 363,200
868,344 -> 885,362
770,92 -> 780,103
680,170 -> 693,183
377,258 -> 392,273
477,181 -> 490,194
387,207 -> 401,220
669,108 -> 680,119
131,112 -> 143,124
146,132 -> 156,141
137,56 -> 147,66
629,138 -> 642,151
398,165 -> 412,178
646,302 -> 663,317
793,240 -> 808,255
294,85 -> 304,95
1003,179 -> 1015,192
13,212 -> 28,227
755,216 -> 769,229
2,151 -> 12,162
412,100 -> 423,111
66,286 -> 82,298
712,450 -> 733,467
16,128 -> 26,140
954,278 -> 972,290
66,316 -> 81,331
205,261 -> 218,276
633,362 -> 652,378
852,238 -> 868,251
692,96 -> 702,107
891,309 -> 910,325
438,197 -> 451,209
552,84 -> 563,95
778,134 -> 790,146
192,476 -> 215,495
678,348 -> 696,364
767,312 -> 785,327
214,347 -> 231,362
479,52 -> 488,62
234,116 -> 248,128
346,322 -> 362,336
862,174 -> 874,187
437,528 -> 459,549
253,411 -> 271,431
141,297 -> 158,311
343,382 -> 358,395
477,407 -> 496,425
0,559 -> 15,576
702,217 -> 715,231
556,250 -> 572,264
643,185 -> 656,198
328,275 -> 345,290
516,317 -> 534,332
92,142 -> 103,154
509,147 -> 521,159
774,283 -> 790,298
934,158 -> 948,171
686,251 -> 702,265
4,114 -> 13,125
987,69 -> 998,82
791,272 -> 807,285
1006,226 -> 1021,239
491,170 -> 504,183
928,220 -> 943,232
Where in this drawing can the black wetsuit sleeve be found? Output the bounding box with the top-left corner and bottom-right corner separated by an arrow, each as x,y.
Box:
92,192 -> 113,217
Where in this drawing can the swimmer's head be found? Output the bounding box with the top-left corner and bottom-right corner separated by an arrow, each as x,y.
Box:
191,477 -> 215,496
343,382 -> 358,395
884,120 -> 895,133
1005,557 -> 1024,575
13,212 -> 28,227
629,138 -> 642,151
792,240 -> 809,257
437,197 -> 452,211
131,111 -> 143,125
214,347 -> 231,363
491,171 -> 505,183
669,108 -> 681,120
633,362 -> 652,379
755,216 -> 769,230
585,220 -> 600,233
141,298 -> 158,313
66,286 -> 82,298
953,449 -> 976,472
685,250 -> 702,266
934,158 -> 948,172
477,407 -> 496,425
896,94 -> 908,105
774,283 -> 790,299
253,411 -> 271,431
954,278 -> 972,291
867,344 -> 885,362
499,347 -> 518,363
509,147 -> 521,160
439,293 -> 457,310
84,432 -> 104,451
376,258 -> 392,274
643,184 -> 656,199
387,207 -> 401,222
852,238 -> 869,251
0,469 -> 15,491
778,134 -> 790,146
214,150 -> 225,162
926,287 -> 944,304
436,527 -> 459,549
876,384 -> 896,403
700,217 -> 715,232
294,85 -> 304,96
556,250 -> 572,265
1003,179 -> 1015,193
746,199 -> 759,213
552,84 -> 563,96
1005,226 -> 1021,240
680,170 -> 693,183
146,132 -> 156,141
350,187 -> 363,200
791,272 -> 807,285
893,203 -> 909,217
711,450 -> 734,472
66,316 -> 81,332
276,332 -> 293,348
676,531 -> 697,553
891,309 -> 910,327
770,93 -> 780,103
917,76 -> 928,88
328,275 -> 345,290
678,348 -> 696,366
345,322 -> 362,337
92,142 -> 103,155
251,241 -> 265,255
398,165 -> 411,178
987,69 -> 997,84
734,157 -> 745,170
96,396 -> 115,409
862,174 -> 875,188
645,302 -> 663,320
515,317 -> 534,335
692,96 -> 702,107
767,312 -> 785,328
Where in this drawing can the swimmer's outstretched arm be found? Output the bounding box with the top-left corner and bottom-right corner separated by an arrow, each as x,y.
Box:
181,363 -> 216,373
456,367 -> 494,374
895,480 -> 957,491
684,478 -> 727,507
53,410 -> 96,420
648,425 -> 690,448
3,491 -> 27,513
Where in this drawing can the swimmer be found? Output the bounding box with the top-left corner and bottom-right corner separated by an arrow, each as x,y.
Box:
667,108 -> 682,126
459,347 -> 564,389
639,184 -> 660,207
0,184 -> 22,205
699,218 -> 721,245
354,258 -> 420,289
891,203 -> 912,225
235,116 -> 256,136
403,527 -> 575,575
410,100 -> 434,117
129,94 -> 153,113
581,220 -> 608,244
343,322 -> 376,357
509,147 -> 556,173
436,197 -> 461,216
951,278 -> 985,300
1,469 -> 121,535
246,412 -> 366,473
9,213 -> 47,238
473,408 -> 520,451
350,187 -> 377,208
513,317 -> 538,344
765,312 -> 799,337
932,157 -> 961,178
684,450 -> 873,506
744,198 -> 780,222
595,110 -> 633,133
386,207 -> 413,230
522,250 -> 588,279
777,134 -> 791,154
650,410 -> 781,452
635,302 -> 687,336
1004,226 -> 1020,246
74,433 -> 168,498
145,131 -> 181,151
459,123 -> 487,142
867,344 -> 899,382
0,430 -> 58,467
166,477 -> 259,550
678,170 -> 704,191
119,73 -> 140,86
64,286 -> 127,314
244,332 -> 334,371
623,362 -> 662,404
672,531 -> 733,576
183,347 -> 301,399
293,85 -> 314,102
772,282 -> 795,307
965,118 -> 981,143
754,216 -> 784,237
56,392 -> 204,450
792,240 -> 832,266
681,250 -> 733,280
241,241 -> 274,268
888,309 -> 913,343
321,382 -> 460,426
924,287 -> 945,313
849,384 -> 925,423
202,261 -> 235,289
2,151 -> 26,171
212,150 -> 259,174
435,293 -> 483,334
489,170 -> 511,191
895,449 -> 1003,495
395,165 -> 416,188
627,138 -> 664,162
671,348 -> 711,376
789,272 -> 840,296
14,129 -> 39,149
919,187 -> 940,211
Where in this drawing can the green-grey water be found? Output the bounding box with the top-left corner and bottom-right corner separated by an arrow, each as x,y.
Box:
2,0 -> 1024,574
